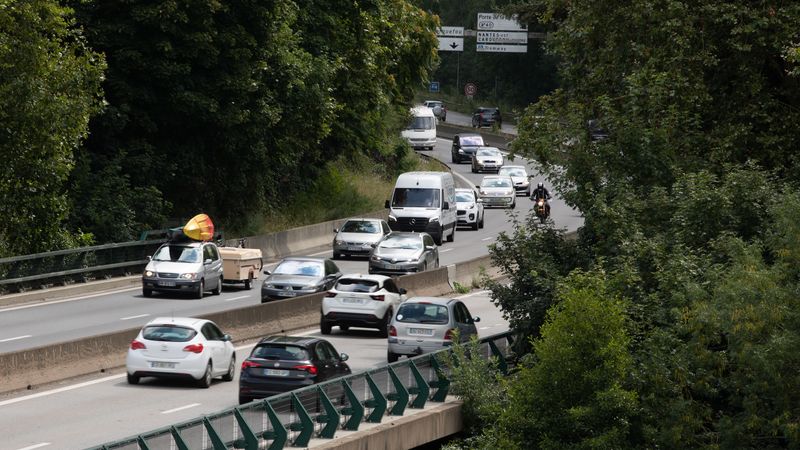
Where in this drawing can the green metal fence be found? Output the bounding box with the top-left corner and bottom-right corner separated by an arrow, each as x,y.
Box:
89,330 -> 515,450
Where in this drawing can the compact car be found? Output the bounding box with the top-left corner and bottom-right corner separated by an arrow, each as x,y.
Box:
321,274 -> 407,337
423,100 -> 447,122
471,147 -> 504,173
126,317 -> 236,388
498,165 -> 532,196
451,133 -> 485,163
472,107 -> 502,128
455,188 -> 484,230
332,218 -> 391,259
477,175 -> 516,209
261,257 -> 342,302
142,241 -> 223,299
368,232 -> 439,276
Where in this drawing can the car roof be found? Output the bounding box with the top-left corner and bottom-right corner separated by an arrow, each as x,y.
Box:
337,273 -> 391,282
147,317 -> 209,328
162,241 -> 203,248
384,231 -> 426,239
455,188 -> 476,192
402,296 -> 454,306
455,132 -> 482,138
280,256 -> 327,263
256,335 -> 324,347
343,218 -> 382,222
500,165 -> 525,170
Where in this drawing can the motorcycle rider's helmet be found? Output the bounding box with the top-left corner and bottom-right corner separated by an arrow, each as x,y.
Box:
537,182 -> 544,189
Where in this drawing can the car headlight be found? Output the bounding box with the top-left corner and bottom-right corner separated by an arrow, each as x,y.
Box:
303,284 -> 319,290
468,205 -> 475,210
264,283 -> 275,289
334,240 -> 343,246
429,216 -> 439,223
458,149 -> 465,154
371,254 -> 381,262
180,273 -> 197,280
144,270 -> 155,277
388,214 -> 397,222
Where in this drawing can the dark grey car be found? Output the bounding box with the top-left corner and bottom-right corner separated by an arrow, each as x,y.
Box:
261,257 -> 342,302
451,133 -> 485,163
368,232 -> 439,276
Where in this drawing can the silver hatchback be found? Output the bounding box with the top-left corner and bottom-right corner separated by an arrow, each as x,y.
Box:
387,297 -> 480,362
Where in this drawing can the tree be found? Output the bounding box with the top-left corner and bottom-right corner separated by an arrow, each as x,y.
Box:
0,0 -> 104,255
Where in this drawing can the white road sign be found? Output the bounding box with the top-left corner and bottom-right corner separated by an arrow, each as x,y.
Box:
476,43 -> 528,53
438,37 -> 465,52
437,26 -> 464,37
477,13 -> 527,31
477,31 -> 528,45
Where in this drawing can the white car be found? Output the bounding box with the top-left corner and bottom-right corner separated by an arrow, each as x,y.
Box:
471,147 -> 504,173
455,188 -> 484,230
498,165 -> 532,196
321,274 -> 408,337
126,317 -> 236,388
477,175 -> 516,209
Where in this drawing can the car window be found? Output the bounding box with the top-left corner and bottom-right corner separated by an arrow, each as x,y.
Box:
274,260 -> 323,276
321,342 -> 340,360
459,303 -> 474,324
423,235 -> 434,247
252,344 -> 309,361
482,178 -> 512,188
383,279 -> 399,294
379,235 -> 422,250
391,188 -> 440,208
396,303 -> 449,324
459,136 -> 484,147
381,221 -> 391,234
152,245 -> 200,263
406,116 -> 434,130
341,220 -> 380,234
335,278 -> 379,293
142,325 -> 197,342
499,167 -> 526,177
201,323 -> 223,340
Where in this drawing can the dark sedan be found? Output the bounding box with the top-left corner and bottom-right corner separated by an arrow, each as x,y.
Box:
238,335 -> 351,404
451,133 -> 485,163
472,107 -> 502,128
261,257 -> 341,302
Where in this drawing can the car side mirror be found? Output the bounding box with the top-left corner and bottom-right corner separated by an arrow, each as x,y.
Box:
333,228 -> 339,233
473,316 -> 481,323
146,256 -> 152,262
475,185 -> 481,189
426,245 -> 436,250
263,270 -> 271,275
399,287 -> 407,295
204,258 -> 213,265
340,353 -> 349,362
442,201 -> 449,210
384,200 -> 390,208
477,198 -> 484,203
221,334 -> 232,342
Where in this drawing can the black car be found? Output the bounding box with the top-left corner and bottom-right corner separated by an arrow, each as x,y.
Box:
261,257 -> 342,302
238,335 -> 351,404
451,132 -> 486,163
472,107 -> 502,128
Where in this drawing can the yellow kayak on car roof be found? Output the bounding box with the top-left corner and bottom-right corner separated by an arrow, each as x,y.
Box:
183,213 -> 215,241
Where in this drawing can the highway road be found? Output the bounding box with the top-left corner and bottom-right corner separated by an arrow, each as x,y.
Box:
0,120 -> 583,448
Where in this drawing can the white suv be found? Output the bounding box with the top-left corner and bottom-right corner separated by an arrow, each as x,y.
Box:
321,274 -> 407,337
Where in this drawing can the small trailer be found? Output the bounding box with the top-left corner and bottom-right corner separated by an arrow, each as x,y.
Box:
218,246 -> 263,290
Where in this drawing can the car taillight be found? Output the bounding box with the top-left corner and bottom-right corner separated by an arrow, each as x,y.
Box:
183,343 -> 204,354
130,340 -> 146,350
326,291 -> 337,297
389,325 -> 397,337
444,329 -> 456,341
370,294 -> 385,301
294,364 -> 318,375
241,360 -> 261,370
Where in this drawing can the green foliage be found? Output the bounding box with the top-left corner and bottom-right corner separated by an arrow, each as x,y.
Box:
452,281 -> 470,294
0,0 -> 105,255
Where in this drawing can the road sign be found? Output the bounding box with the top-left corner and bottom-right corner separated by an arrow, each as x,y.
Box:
477,31 -> 528,45
429,81 -> 440,93
477,13 -> 527,31
476,43 -> 528,53
437,37 -> 464,52
437,26 -> 464,37
464,83 -> 477,96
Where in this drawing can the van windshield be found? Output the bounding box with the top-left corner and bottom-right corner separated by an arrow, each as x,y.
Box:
392,188 -> 440,208
406,116 -> 434,130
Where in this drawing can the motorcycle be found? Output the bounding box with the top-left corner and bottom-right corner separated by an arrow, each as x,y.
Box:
534,198 -> 549,224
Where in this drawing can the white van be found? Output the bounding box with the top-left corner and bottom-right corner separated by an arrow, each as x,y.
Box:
384,171 -> 456,245
401,106 -> 437,151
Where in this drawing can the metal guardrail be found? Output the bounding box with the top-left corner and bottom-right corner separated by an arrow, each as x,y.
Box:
0,239 -> 166,294
89,330 -> 515,450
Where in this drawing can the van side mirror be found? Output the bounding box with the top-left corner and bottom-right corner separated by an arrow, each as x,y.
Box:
146,256 -> 152,262
399,288 -> 407,295
475,185 -> 480,189
263,270 -> 271,275
333,228 -> 339,234
442,201 -> 449,210
384,200 -> 390,208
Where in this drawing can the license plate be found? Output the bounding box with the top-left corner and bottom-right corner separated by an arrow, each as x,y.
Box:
158,281 -> 176,287
151,361 -> 176,369
265,369 -> 290,377
346,246 -> 361,251
342,297 -> 363,304
280,291 -> 297,297
385,264 -> 401,270
408,328 -> 434,336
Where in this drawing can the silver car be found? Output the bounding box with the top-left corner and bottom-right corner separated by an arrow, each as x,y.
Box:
387,297 -> 480,362
332,218 -> 391,259
498,165 -> 531,196
455,188 -> 484,230
471,147 -> 504,173
368,232 -> 439,276
477,175 -> 516,209
142,241 -> 224,299
261,257 -> 342,303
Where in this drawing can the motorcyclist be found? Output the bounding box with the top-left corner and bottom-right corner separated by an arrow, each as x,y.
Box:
531,182 -> 551,216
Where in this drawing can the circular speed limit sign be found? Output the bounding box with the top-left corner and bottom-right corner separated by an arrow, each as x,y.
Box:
464,82 -> 477,96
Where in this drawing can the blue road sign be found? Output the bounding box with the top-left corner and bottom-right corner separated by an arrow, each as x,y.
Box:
429,81 -> 440,93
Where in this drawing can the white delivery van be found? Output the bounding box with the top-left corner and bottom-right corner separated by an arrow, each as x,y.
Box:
401,106 -> 437,151
384,171 -> 456,245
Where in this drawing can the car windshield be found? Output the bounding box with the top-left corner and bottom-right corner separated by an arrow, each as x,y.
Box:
455,192 -> 474,202
406,116 -> 434,130
426,102 -> 442,108
499,167 -> 527,177
379,236 -> 422,250
396,303 -> 449,324
335,278 -> 380,293
482,178 -> 512,188
476,148 -> 499,156
459,136 -> 484,147
152,245 -> 200,263
273,260 -> 323,277
252,344 -> 309,361
391,188 -> 440,208
341,220 -> 379,233
142,325 -> 197,342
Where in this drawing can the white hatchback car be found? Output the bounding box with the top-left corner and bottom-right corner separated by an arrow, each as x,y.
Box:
126,317 -> 236,388
387,297 -> 480,362
321,274 -> 408,337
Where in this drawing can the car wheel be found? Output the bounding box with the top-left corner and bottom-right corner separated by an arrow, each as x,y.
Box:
332,252 -> 340,260
479,215 -> 485,229
142,288 -> 152,298
379,310 -> 392,337
212,277 -> 222,295
222,354 -> 236,382
198,362 -> 213,388
244,273 -> 253,290
195,280 -> 204,299
472,219 -> 479,230
127,373 -> 139,385
320,315 -> 332,335
239,396 -> 251,405
422,262 -> 428,272
510,201 -> 516,210
435,258 -> 440,268
387,351 -> 399,363
447,227 -> 454,242
471,166 -> 476,173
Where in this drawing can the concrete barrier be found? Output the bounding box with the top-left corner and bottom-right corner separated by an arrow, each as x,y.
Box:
396,267 -> 452,298
0,275 -> 141,309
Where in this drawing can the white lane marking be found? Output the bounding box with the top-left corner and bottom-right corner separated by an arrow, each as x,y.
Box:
308,250 -> 331,257
224,295 -> 250,303
0,335 -> 32,343
439,248 -> 454,253
0,287 -> 141,313
120,314 -> 149,321
15,443 -> 51,450
161,403 -> 201,414
481,237 -> 494,241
